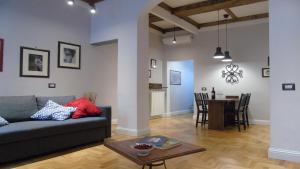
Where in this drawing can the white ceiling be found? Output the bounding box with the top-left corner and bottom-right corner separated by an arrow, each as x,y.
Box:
163,0 -> 206,8
152,20 -> 175,29
189,10 -> 231,24
230,1 -> 269,17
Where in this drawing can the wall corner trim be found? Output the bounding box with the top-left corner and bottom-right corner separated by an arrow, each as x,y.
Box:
250,119 -> 270,125
269,147 -> 300,163
116,127 -> 150,136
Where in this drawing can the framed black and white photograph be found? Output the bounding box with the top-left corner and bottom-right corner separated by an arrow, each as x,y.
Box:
20,47 -> 50,78
0,38 -> 3,72
170,70 -> 181,85
262,68 -> 270,78
58,41 -> 81,69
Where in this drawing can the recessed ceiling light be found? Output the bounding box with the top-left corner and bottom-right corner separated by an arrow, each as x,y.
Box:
67,0 -> 74,6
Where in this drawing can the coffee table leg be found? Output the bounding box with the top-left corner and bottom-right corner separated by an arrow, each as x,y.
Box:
163,160 -> 167,169
142,161 -> 167,169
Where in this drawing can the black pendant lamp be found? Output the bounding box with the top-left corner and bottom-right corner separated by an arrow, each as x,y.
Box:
213,10 -> 224,59
222,14 -> 233,62
172,26 -> 177,44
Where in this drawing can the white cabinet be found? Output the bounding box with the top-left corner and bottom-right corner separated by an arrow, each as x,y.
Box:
150,91 -> 166,116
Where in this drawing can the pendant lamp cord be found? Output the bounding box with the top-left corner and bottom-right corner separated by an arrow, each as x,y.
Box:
226,15 -> 228,50
173,26 -> 176,40
217,10 -> 220,47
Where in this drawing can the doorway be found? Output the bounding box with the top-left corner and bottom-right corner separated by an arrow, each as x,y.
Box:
166,60 -> 194,116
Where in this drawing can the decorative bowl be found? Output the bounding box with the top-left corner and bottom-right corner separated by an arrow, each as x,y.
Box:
132,143 -> 154,157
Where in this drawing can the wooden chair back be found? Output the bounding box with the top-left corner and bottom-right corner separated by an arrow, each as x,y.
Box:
200,93 -> 209,111
236,93 -> 247,113
194,93 -> 202,112
245,93 -> 251,107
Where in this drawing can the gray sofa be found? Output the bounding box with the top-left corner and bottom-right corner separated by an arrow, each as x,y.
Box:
0,95 -> 111,163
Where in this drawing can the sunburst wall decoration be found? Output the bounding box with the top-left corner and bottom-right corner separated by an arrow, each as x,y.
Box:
222,64 -> 243,84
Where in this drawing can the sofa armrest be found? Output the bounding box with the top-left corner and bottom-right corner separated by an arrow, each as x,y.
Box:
98,106 -> 112,138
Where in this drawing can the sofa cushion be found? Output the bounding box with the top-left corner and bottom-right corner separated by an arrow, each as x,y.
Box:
31,100 -> 76,121
36,96 -> 76,110
0,117 -> 108,144
0,95 -> 38,122
0,116 -> 9,127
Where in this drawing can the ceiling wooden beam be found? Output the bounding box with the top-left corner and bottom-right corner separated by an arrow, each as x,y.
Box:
224,8 -> 237,19
173,0 -> 268,17
149,23 -> 165,34
158,2 -> 173,13
163,27 -> 184,33
149,14 -> 163,23
151,6 -> 199,34
163,13 -> 268,33
198,13 -> 268,28
157,2 -> 200,29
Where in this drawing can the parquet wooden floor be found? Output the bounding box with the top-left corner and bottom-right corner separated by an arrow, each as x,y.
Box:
2,114 -> 300,169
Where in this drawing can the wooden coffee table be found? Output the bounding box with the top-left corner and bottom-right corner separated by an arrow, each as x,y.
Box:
104,138 -> 206,169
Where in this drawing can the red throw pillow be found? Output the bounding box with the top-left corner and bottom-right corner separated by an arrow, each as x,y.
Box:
64,97 -> 102,119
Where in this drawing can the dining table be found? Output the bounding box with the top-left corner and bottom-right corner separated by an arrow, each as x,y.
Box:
207,98 -> 239,130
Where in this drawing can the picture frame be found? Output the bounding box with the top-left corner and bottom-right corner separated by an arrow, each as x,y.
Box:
58,41 -> 81,69
20,47 -> 50,78
148,69 -> 151,78
262,68 -> 270,78
170,70 -> 181,85
0,38 -> 3,72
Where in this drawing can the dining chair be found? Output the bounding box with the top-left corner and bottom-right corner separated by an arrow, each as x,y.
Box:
200,93 -> 209,126
244,93 -> 251,127
194,93 -> 205,127
235,93 -> 248,132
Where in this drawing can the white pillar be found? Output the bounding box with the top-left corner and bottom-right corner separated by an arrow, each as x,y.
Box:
269,0 -> 300,163
116,16 -> 151,135
91,0 -> 162,136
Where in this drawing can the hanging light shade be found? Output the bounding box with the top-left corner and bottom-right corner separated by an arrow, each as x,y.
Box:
172,26 -> 177,44
214,47 -> 224,59
222,14 -> 233,62
213,10 -> 224,59
222,51 -> 233,62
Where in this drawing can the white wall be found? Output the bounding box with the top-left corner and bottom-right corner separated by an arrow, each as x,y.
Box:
268,0 -> 300,163
91,0 -> 163,136
91,33 -> 163,121
91,43 -> 118,120
149,33 -> 164,84
167,60 -> 194,114
0,0 -> 95,97
0,0 -> 121,120
164,23 -> 270,122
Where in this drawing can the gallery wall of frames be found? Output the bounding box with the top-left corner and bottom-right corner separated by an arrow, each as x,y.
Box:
20,41 -> 81,78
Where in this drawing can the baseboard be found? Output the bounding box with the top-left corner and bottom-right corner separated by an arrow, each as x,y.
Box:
269,147 -> 300,163
112,118 -> 118,125
192,115 -> 269,125
250,119 -> 270,125
116,126 -> 150,136
164,109 -> 193,117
